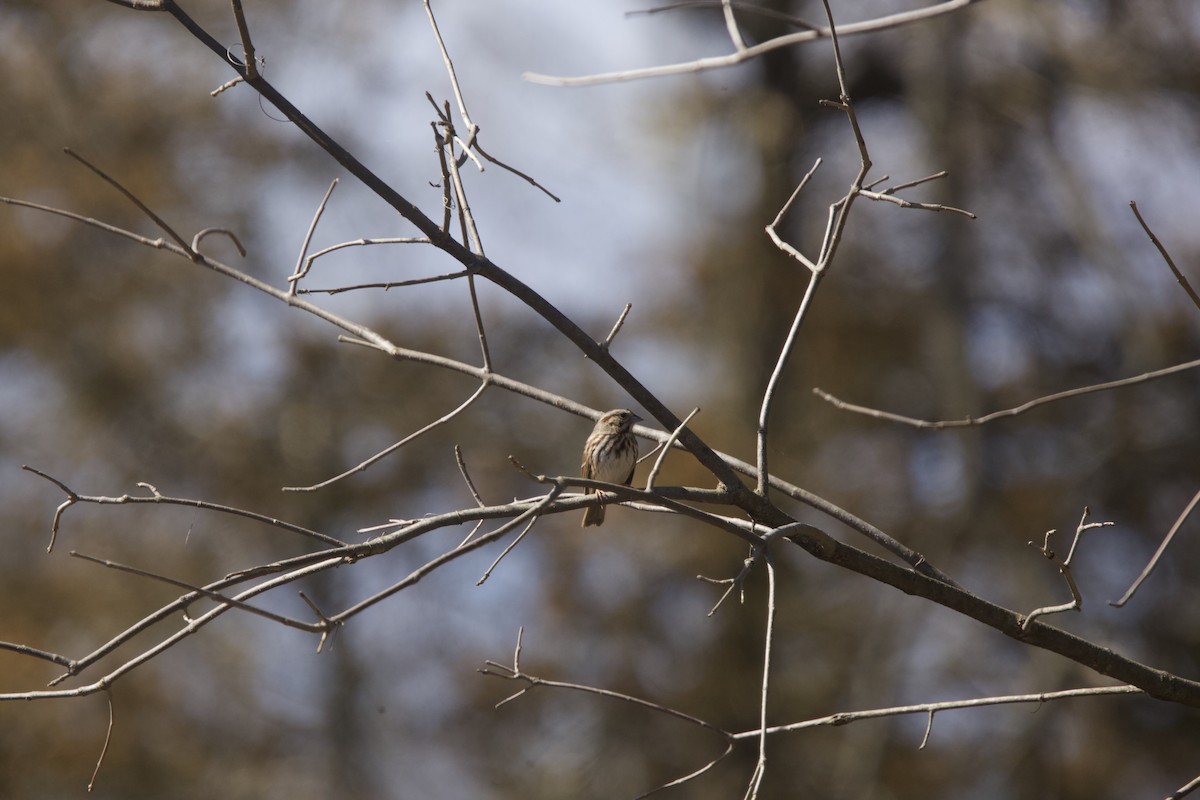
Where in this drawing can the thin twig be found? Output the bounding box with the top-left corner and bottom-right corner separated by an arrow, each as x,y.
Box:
702,523 -> 810,629
87,690 -> 115,791
628,1 -> 817,30
859,188 -> 975,218
645,407 -> 698,488
477,515 -> 539,585
424,0 -> 479,152
721,0 -> 747,51
1111,486 -> 1200,608
62,148 -> 196,258
756,268 -> 822,497
698,548 -> 755,615
229,0 -> 258,79
1021,508 -> 1114,630
454,445 -> 486,507
1167,772 -> 1200,800
101,0 -> 165,8
283,382 -> 489,492
0,641 -> 74,670
300,268 -> 464,295
882,170 -> 947,194
452,447 -> 490,547
757,0 -> 869,499
431,105 -> 494,371
297,591 -> 340,653
633,742 -> 736,800
439,111 -> 484,255
814,357 -> 1200,428
1130,200 -> 1200,313
330,486 -> 565,623
473,140 -> 561,202
17,553 -> 351,697
733,684 -> 1142,739
424,0 -> 559,200
70,551 -> 330,633
288,178 -> 338,292
765,158 -> 822,272
744,554 -> 776,799
480,629 -> 732,739
192,227 -> 246,256
23,466 -> 345,548
524,0 -> 984,86
210,74 -> 244,97
919,710 -> 936,749
601,303 -> 633,350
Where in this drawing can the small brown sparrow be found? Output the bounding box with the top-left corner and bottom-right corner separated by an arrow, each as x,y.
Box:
579,408 -> 642,527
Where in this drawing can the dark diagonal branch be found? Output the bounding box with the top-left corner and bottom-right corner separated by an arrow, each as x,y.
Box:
148,0 -> 752,514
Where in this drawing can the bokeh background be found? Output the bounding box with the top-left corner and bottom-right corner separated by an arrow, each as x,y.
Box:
3,1 -> 1200,798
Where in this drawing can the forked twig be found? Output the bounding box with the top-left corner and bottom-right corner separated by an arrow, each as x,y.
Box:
765,158 -> 822,271
1021,508 -> 1114,630
757,1 -> 856,498
423,0 -> 559,201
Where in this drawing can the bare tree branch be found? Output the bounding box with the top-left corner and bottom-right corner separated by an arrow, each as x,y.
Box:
814,357 -> 1200,428
1111,487 -> 1200,608
63,148 -> 196,259
524,0 -> 987,86
1131,200 -> 1200,313
1020,509 -> 1115,630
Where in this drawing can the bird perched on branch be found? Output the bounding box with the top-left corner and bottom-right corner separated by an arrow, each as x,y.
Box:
580,408 -> 642,527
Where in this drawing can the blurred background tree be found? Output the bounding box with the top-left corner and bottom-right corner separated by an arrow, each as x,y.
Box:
2,1 -> 1199,798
